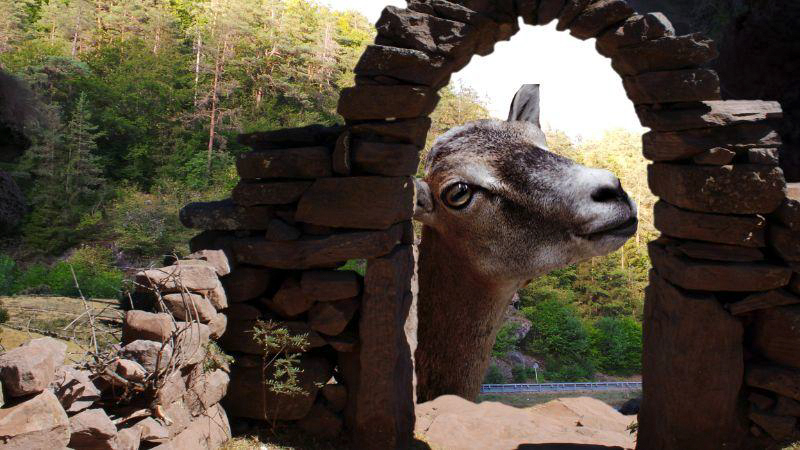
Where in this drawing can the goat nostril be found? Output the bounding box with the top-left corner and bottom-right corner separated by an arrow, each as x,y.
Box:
591,186 -> 623,203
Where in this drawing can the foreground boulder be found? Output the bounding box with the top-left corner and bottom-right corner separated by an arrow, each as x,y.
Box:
68,408 -> 119,449
415,395 -> 636,449
0,390 -> 70,449
51,365 -> 101,414
0,337 -> 67,397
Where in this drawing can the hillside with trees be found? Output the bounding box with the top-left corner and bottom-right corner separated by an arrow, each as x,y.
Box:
1,0 -> 650,383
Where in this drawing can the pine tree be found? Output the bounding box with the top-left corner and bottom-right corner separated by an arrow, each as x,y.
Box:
62,92 -> 104,209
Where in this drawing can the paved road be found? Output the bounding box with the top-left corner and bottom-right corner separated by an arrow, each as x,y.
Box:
480,381 -> 642,394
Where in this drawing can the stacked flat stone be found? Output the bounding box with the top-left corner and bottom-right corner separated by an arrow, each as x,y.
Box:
181,123 -> 415,443
594,12 -> 799,449
178,1 -> 799,449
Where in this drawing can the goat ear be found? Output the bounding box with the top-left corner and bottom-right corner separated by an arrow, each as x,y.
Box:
414,178 -> 435,225
507,84 -> 541,128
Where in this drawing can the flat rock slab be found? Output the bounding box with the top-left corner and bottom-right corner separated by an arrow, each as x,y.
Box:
309,297 -> 360,336
416,396 -> 636,449
51,365 -> 102,414
264,278 -> 315,318
186,249 -> 231,276
180,200 -> 273,231
649,242 -> 791,292
770,225 -> 800,262
224,355 -> 332,421
351,141 -> 420,177
238,124 -> 342,150
747,364 -> 800,403
653,201 -> 766,247
648,163 -> 786,214
233,224 -> 403,270
232,181 -> 312,206
68,408 -> 119,449
162,292 -> 217,322
152,403 -> 230,450
122,311 -> 176,344
624,68 -> 720,105
0,390 -> 70,450
556,0 -> 592,31
296,176 -> 415,230
596,13 -> 675,56
221,266 -> 272,303
692,148 -> 736,165
643,124 -> 781,161
236,147 -> 332,180
338,85 -> 439,121
350,118 -> 432,148
748,411 -> 797,441
375,6 -> 477,60
638,272 -> 747,450
568,0 -> 634,40
355,45 -> 451,88
612,34 -> 717,76
120,340 -> 173,373
301,270 -> 361,302
635,100 -> 782,132
0,337 -> 67,397
753,305 -> 800,368
671,240 -> 764,262
729,289 -> 800,316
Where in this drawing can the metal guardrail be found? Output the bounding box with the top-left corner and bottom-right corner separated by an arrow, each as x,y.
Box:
480,381 -> 642,394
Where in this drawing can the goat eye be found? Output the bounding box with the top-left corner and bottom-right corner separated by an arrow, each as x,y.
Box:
442,183 -> 473,209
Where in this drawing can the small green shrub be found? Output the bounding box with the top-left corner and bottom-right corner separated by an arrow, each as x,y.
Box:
12,247 -> 123,298
484,364 -> 507,384
338,259 -> 366,276
0,255 -> 15,295
522,299 -> 595,381
492,322 -> 520,358
589,316 -> 642,376
512,364 -> 536,383
0,306 -> 9,324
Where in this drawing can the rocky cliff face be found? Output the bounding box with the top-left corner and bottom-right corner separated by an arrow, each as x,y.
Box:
627,0 -> 800,181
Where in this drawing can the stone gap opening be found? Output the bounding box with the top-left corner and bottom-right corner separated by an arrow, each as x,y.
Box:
177,1 -> 798,449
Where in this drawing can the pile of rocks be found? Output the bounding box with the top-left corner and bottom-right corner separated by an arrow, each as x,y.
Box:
0,249 -> 234,449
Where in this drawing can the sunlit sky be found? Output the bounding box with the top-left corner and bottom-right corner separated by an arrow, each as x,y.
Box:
325,0 -> 645,139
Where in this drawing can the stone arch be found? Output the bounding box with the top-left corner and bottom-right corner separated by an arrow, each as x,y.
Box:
181,1 -> 799,449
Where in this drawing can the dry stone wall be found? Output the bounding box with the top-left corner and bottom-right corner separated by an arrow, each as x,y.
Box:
0,250 -> 233,449
177,0 -> 800,449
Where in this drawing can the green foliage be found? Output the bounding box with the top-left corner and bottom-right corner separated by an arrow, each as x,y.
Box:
106,185 -> 198,262
492,322 -> 520,358
10,247 -> 123,298
484,364 -> 507,384
521,299 -> 595,381
512,364 -> 536,383
338,260 -> 366,277
0,255 -> 15,295
250,320 -> 310,397
589,317 -> 642,376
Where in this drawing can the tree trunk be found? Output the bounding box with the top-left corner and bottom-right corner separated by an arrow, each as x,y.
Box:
194,32 -> 202,105
71,30 -> 79,57
207,36 -> 228,180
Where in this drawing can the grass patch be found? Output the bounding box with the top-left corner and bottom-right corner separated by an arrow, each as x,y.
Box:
0,325 -> 85,361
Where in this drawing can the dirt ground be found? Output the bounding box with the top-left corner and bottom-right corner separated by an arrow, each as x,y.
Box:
0,295 -> 123,358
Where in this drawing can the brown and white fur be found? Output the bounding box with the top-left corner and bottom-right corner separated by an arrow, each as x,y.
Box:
413,85 -> 638,402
